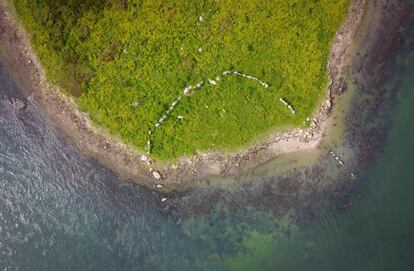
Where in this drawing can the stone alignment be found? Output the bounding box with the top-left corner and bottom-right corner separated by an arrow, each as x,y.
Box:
145,70 -> 290,155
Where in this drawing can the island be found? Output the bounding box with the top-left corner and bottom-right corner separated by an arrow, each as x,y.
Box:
0,0 -> 366,187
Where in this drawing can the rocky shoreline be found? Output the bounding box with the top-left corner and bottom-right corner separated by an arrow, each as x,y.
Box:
0,0 -> 366,189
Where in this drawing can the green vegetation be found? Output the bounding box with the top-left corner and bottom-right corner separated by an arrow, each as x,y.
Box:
12,0 -> 349,160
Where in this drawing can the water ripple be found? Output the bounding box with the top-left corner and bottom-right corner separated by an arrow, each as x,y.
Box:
0,63 -> 208,271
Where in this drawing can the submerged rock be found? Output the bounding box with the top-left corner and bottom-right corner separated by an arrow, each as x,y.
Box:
4,98 -> 28,112
337,79 -> 348,94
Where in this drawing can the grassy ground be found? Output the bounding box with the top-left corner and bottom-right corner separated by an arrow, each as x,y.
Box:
12,0 -> 349,160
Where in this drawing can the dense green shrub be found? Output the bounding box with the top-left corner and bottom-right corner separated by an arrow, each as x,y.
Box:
12,0 -> 349,160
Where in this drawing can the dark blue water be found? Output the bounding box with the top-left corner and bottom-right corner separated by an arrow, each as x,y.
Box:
0,63 -> 216,270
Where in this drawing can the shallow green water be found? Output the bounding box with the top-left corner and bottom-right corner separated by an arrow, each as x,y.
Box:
216,49 -> 414,271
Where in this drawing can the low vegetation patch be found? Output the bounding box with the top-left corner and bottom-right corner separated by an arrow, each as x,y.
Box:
12,0 -> 349,160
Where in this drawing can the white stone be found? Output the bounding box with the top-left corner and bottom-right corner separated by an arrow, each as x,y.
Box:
184,87 -> 191,95
199,15 -> 204,22
208,79 -> 217,85
177,115 -> 184,119
161,197 -> 168,202
198,48 -> 203,53
141,155 -> 148,162
156,184 -> 163,188
152,171 -> 162,179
